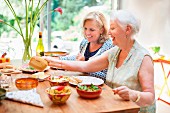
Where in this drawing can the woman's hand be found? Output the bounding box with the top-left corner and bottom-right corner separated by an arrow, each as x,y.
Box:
42,56 -> 61,68
76,53 -> 85,61
113,86 -> 136,101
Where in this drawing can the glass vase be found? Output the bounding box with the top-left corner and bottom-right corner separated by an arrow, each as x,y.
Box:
22,42 -> 32,64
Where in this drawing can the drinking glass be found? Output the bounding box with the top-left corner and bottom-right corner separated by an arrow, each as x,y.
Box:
0,75 -> 12,91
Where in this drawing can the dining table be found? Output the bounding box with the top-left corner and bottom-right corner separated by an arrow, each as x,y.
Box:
0,60 -> 140,113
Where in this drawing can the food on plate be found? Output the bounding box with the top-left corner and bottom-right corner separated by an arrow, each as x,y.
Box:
29,56 -> 48,71
1,69 -> 15,73
46,86 -> 71,104
68,76 -> 82,85
76,84 -> 102,99
31,72 -> 50,80
20,65 -> 38,73
3,64 -> 14,69
15,78 -> 38,90
0,65 -> 21,74
11,70 -> 22,74
0,62 -> 10,69
49,75 -> 69,86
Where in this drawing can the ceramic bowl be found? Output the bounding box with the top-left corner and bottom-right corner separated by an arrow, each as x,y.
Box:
49,76 -> 69,86
46,86 -> 71,104
15,78 -> 38,90
76,84 -> 102,99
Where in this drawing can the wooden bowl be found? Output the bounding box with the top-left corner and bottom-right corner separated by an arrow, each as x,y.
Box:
15,78 -> 38,90
76,84 -> 102,99
46,86 -> 71,104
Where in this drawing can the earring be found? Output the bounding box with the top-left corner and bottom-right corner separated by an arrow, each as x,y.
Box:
98,34 -> 104,43
100,34 -> 103,38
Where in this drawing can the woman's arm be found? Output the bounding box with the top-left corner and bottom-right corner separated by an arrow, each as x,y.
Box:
134,55 -> 155,106
44,50 -> 110,73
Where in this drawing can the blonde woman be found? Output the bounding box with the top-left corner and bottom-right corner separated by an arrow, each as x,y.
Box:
59,11 -> 113,81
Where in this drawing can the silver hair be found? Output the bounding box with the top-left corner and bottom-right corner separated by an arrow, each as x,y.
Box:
110,10 -> 140,36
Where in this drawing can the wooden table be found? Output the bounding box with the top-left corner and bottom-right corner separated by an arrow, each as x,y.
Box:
0,69 -> 139,113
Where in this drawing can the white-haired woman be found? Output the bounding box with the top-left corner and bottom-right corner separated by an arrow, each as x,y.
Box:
44,10 -> 155,113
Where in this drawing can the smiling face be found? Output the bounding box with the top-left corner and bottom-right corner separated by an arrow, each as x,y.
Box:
108,20 -> 127,47
83,19 -> 103,43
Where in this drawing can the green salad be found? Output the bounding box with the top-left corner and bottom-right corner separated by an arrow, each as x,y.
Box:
78,84 -> 99,92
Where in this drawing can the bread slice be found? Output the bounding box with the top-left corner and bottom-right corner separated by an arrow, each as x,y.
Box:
29,56 -> 48,71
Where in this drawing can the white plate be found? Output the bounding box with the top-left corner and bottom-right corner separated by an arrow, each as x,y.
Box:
20,65 -> 50,73
69,76 -> 104,86
31,72 -> 50,80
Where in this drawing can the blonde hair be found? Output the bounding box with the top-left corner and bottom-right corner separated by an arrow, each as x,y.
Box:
82,11 -> 109,44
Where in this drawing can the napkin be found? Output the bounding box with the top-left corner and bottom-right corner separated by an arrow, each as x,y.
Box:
6,89 -> 44,107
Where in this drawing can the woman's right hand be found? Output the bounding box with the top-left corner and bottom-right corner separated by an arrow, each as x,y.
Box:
42,56 -> 61,68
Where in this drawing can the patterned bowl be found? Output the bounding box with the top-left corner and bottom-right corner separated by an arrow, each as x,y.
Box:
46,86 -> 71,104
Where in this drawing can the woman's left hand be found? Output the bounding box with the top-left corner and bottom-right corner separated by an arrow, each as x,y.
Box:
112,86 -> 133,101
76,53 -> 85,61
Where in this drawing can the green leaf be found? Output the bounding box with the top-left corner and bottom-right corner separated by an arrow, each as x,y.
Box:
151,46 -> 160,54
9,19 -> 15,26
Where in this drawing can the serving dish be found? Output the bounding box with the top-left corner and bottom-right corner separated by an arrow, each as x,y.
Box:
46,86 -> 71,104
20,64 -> 50,74
31,72 -> 50,81
76,84 -> 102,99
15,78 -> 38,90
69,76 -> 104,86
49,76 -> 69,86
44,51 -> 68,57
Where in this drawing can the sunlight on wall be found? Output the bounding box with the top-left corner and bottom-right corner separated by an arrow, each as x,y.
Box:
121,0 -> 170,56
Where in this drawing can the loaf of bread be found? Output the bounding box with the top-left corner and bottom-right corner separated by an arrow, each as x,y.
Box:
29,56 -> 48,71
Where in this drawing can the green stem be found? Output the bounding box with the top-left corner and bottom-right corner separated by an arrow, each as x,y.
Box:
25,0 -> 28,42
2,22 -> 23,37
32,0 -> 49,29
29,0 -> 33,40
4,0 -> 24,39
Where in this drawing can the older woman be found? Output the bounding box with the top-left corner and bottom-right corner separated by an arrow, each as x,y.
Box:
59,11 -> 113,81
44,10 -> 155,113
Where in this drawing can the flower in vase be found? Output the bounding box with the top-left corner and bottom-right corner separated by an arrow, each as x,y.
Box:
0,0 -> 62,62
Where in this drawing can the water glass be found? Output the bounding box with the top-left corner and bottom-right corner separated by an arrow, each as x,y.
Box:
0,75 -> 12,91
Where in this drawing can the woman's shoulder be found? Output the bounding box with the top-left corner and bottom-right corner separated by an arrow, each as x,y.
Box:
79,39 -> 88,47
101,38 -> 114,50
104,38 -> 113,46
134,41 -> 150,56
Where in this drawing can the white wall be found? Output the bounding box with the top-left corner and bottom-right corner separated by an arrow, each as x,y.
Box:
121,0 -> 170,56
